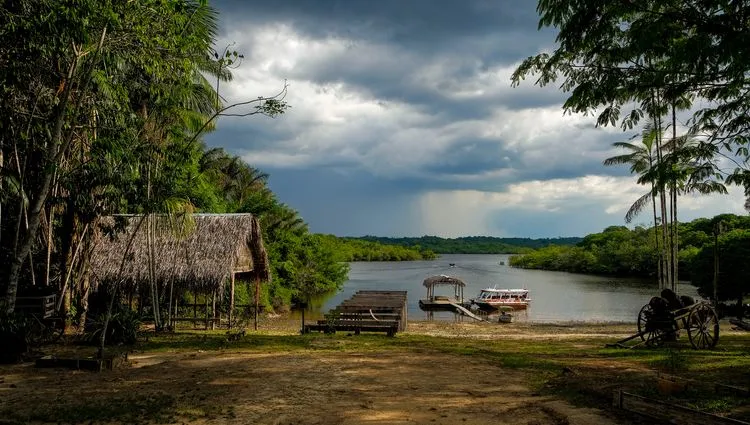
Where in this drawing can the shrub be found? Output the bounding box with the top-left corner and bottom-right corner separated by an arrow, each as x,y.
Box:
0,313 -> 32,363
86,306 -> 140,345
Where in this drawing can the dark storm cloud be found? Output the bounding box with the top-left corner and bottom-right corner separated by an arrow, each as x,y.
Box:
214,0 -> 562,116
214,0 -> 545,48
201,0 -> 678,237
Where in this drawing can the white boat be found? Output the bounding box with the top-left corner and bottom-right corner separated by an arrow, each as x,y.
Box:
472,287 -> 530,310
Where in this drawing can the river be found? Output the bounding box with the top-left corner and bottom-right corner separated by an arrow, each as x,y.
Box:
299,254 -> 700,323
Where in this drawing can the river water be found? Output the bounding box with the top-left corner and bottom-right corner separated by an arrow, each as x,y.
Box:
300,254 -> 700,323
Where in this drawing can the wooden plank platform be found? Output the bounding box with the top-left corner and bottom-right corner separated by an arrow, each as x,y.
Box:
304,290 -> 407,336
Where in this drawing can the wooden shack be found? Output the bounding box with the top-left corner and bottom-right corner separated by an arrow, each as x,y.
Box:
89,213 -> 270,328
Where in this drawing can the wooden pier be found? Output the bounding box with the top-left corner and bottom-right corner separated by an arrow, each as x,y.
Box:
303,290 -> 407,336
418,275 -> 466,310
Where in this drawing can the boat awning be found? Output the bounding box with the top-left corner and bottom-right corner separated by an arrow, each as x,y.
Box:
481,288 -> 528,294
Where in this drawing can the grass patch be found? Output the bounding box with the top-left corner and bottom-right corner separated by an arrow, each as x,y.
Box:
7,326 -> 748,423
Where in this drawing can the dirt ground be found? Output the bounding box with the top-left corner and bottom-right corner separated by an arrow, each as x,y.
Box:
2,320 -> 708,424
0,351 -> 620,425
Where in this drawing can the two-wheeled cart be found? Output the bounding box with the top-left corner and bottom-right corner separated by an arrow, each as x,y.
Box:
609,300 -> 719,349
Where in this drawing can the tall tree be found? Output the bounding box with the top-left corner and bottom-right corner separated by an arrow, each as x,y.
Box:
604,121 -> 665,286
512,0 -> 750,206
0,0 -> 288,314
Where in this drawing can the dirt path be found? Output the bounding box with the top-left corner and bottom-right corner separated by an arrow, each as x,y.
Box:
1,347 -> 620,425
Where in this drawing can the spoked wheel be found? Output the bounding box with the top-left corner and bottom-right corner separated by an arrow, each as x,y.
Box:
687,303 -> 719,349
637,304 -> 653,342
644,325 -> 669,347
45,317 -> 65,343
26,314 -> 48,346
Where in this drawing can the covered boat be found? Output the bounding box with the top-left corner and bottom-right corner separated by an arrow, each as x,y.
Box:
472,287 -> 530,310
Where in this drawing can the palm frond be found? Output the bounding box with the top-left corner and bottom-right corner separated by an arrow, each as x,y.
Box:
625,191 -> 652,223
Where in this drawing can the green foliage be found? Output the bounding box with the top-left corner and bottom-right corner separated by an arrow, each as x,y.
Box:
691,229 -> 750,303
513,0 -> 750,196
316,234 -> 437,261
510,225 -> 658,276
0,0 -> 288,315
264,232 -> 350,308
87,306 -> 141,346
650,348 -> 687,373
0,313 -> 32,363
351,235 -> 581,254
509,214 -> 750,296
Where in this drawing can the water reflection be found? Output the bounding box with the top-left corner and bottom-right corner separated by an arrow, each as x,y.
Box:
291,254 -> 700,323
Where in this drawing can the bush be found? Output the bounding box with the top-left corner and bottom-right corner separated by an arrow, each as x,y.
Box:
86,306 -> 140,345
0,313 -> 32,363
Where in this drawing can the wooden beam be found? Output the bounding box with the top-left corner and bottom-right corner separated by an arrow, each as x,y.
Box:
229,273 -> 235,329
254,277 -> 259,331
211,290 -> 216,330
612,390 -> 750,425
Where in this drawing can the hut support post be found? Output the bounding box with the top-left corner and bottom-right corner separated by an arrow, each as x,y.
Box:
174,294 -> 178,328
254,277 -> 259,331
211,291 -> 216,330
229,273 -> 235,329
167,280 -> 174,330
205,295 -> 209,330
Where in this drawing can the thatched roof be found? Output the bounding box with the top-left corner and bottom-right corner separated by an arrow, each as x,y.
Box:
422,275 -> 466,288
90,214 -> 270,293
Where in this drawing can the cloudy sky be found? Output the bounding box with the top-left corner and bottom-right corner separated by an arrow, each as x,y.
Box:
205,0 -> 747,238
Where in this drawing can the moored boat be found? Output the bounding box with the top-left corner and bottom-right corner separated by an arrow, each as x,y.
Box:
472,287 -> 530,310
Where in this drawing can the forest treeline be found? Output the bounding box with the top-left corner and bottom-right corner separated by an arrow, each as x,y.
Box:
351,236 -> 582,254
318,235 -> 438,261
509,214 -> 750,304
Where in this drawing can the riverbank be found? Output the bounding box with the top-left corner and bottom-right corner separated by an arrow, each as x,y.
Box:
1,320 -> 749,424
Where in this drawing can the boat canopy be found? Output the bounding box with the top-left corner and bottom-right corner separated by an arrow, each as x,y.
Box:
422,275 -> 466,288
479,288 -> 528,294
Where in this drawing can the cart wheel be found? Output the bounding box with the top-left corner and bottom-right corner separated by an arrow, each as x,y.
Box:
47,318 -> 65,343
644,326 -> 667,347
26,314 -> 47,346
687,303 -> 719,349
637,304 -> 652,342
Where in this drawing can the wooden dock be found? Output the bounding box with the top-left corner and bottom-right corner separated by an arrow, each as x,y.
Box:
449,302 -> 485,321
303,290 -> 407,336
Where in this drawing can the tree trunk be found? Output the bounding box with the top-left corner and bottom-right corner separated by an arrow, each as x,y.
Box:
713,223 -> 721,304
654,112 -> 672,290
0,147 -> 3,249
649,152 -> 662,288
57,222 -> 89,312
146,213 -> 161,329
4,25 -> 107,313
78,265 -> 91,333
671,104 -> 679,291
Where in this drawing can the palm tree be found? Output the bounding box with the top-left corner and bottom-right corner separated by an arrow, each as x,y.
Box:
604,121 -> 664,285
607,123 -> 728,289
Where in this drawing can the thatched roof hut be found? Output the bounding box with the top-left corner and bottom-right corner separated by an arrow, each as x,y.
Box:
90,214 -> 270,293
